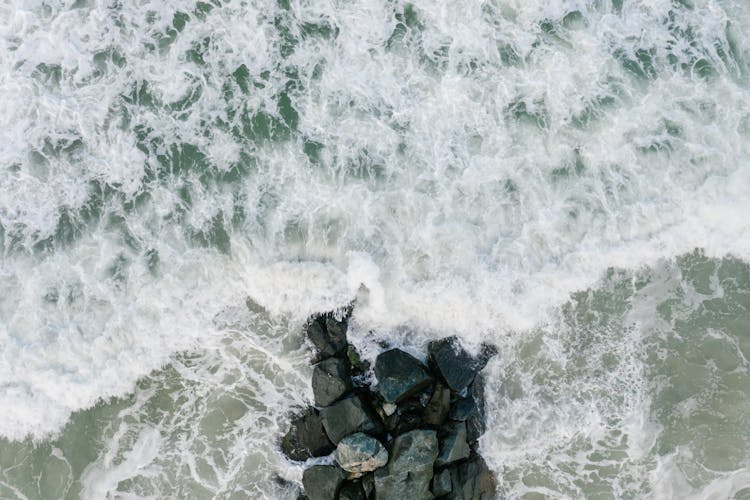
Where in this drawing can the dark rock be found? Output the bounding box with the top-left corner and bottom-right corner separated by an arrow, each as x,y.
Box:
306,316 -> 347,359
334,433 -> 389,474
436,422 -> 471,467
448,396 -> 477,421
374,349 -> 432,404
281,408 -> 334,461
302,465 -> 346,500
465,376 -> 486,444
432,468 -> 453,497
312,358 -> 352,407
393,410 -> 422,436
428,337 -> 497,393
339,481 -> 367,500
423,382 -> 451,426
321,395 -> 383,444
374,429 -> 438,499
446,455 -> 497,500
362,473 -> 375,499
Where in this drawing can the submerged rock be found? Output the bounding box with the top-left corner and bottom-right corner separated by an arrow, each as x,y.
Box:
428,337 -> 497,393
374,429 -> 438,499
322,395 -> 383,444
312,357 -> 352,407
447,455 -> 497,500
280,408 -> 334,461
334,433 -> 389,474
374,349 -> 432,404
302,465 -> 347,500
306,315 -> 348,359
436,422 -> 471,467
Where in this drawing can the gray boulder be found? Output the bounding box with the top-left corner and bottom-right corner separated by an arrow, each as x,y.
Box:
312,357 -> 352,407
280,408 -> 334,461
374,349 -> 432,404
302,465 -> 347,500
374,429 -> 438,499
322,395 -> 383,444
436,422 -> 471,467
334,433 -> 389,474
428,337 -> 497,393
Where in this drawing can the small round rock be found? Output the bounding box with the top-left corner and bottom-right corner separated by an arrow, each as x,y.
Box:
334,433 -> 389,474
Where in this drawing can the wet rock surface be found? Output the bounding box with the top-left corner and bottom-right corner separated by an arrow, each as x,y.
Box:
280,408 -> 334,461
312,357 -> 352,407
334,432 -> 389,474
428,337 -> 497,393
322,395 -> 384,445
282,307 -> 499,499
374,348 -> 433,404
302,465 -> 347,500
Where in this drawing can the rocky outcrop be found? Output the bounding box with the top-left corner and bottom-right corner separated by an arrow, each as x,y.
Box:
281,308 -> 499,500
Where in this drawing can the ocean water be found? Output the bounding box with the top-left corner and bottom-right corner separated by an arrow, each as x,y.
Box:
1,0 -> 749,498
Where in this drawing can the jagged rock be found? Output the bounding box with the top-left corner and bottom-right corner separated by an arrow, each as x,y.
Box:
302,465 -> 347,500
322,395 -> 383,444
334,433 -> 389,474
428,337 -> 497,393
465,376 -> 486,444
312,357 -> 352,407
436,422 -> 471,467
374,349 -> 432,404
423,382 -> 451,426
306,316 -> 348,359
374,430 -> 438,499
432,469 -> 453,497
339,480 -> 367,500
446,455 -> 497,500
281,408 -> 334,461
448,396 -> 477,421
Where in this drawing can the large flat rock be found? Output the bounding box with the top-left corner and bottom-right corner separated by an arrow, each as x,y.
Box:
374,349 -> 432,404
321,395 -> 383,444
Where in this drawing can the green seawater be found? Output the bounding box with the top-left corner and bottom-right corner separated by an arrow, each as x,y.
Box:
1,0 -> 750,498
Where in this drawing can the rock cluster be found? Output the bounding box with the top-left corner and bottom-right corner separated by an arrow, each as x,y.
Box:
281,310 -> 498,499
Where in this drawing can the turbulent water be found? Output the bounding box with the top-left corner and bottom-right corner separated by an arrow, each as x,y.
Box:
1,0 -> 750,498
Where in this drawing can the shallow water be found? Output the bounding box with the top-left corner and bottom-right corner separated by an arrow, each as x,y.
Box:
1,0 -> 749,498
